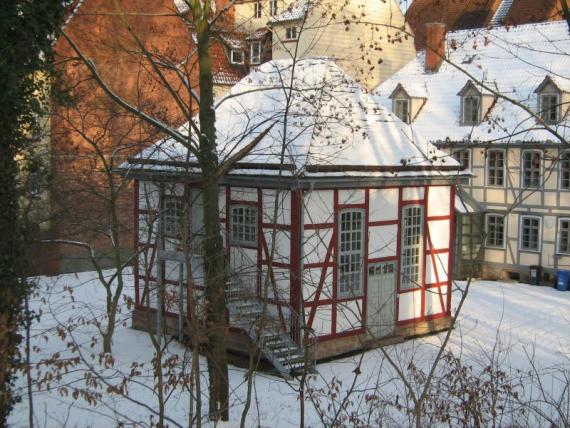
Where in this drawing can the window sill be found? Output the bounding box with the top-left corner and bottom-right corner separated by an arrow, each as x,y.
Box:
518,248 -> 541,254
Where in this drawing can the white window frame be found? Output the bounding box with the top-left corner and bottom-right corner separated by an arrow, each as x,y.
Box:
557,218 -> 570,255
400,205 -> 423,290
521,150 -> 542,189
461,95 -> 481,125
560,151 -> 570,190
230,49 -> 244,65
452,149 -> 470,171
394,98 -> 410,123
519,215 -> 542,252
230,205 -> 258,246
253,1 -> 262,18
269,0 -> 278,16
285,26 -> 298,41
485,213 -> 505,249
539,93 -> 560,124
486,149 -> 505,187
250,41 -> 261,65
162,195 -> 185,239
338,209 -> 365,298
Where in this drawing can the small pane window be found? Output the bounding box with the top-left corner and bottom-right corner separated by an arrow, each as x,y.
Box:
269,0 -> 278,16
254,1 -> 262,18
452,149 -> 470,170
522,151 -> 541,188
250,41 -> 261,64
520,216 -> 541,251
540,94 -> 559,123
462,96 -> 480,125
394,99 -> 410,123
231,205 -> 258,245
231,49 -> 244,65
560,152 -> 570,190
338,210 -> 364,297
285,26 -> 298,40
487,150 -> 505,187
163,196 -> 185,238
486,214 -> 505,248
558,219 -> 570,254
401,206 -> 423,290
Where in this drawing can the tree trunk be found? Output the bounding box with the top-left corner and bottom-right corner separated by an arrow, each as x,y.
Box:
195,9 -> 229,421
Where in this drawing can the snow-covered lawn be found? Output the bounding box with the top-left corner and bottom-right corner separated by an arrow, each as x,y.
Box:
9,270 -> 570,427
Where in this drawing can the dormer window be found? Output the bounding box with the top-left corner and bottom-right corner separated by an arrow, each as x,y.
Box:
231,49 -> 244,65
462,95 -> 481,125
457,80 -> 495,126
250,41 -> 261,65
394,99 -> 410,123
534,76 -> 567,124
539,93 -> 560,123
388,83 -> 426,124
285,26 -> 298,41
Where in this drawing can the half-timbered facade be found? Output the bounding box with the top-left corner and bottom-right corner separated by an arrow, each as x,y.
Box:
120,59 -> 464,370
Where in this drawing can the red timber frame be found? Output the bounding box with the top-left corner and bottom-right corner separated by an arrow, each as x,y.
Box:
304,185 -> 455,341
133,181 -> 455,341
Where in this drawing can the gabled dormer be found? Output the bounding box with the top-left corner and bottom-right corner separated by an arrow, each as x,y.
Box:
388,83 -> 427,124
534,75 -> 570,124
457,80 -> 496,126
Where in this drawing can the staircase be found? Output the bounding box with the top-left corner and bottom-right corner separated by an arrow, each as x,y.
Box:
225,272 -> 316,378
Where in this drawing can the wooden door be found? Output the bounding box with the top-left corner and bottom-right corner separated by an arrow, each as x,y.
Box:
367,261 -> 397,338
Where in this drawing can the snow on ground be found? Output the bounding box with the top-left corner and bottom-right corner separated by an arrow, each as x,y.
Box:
8,270 -> 570,427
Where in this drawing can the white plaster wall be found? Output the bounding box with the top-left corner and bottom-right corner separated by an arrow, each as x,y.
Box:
368,224 -> 398,259
262,189 -> 291,225
336,299 -> 363,332
263,229 -> 291,264
303,228 -> 333,265
403,187 -> 424,201
338,189 -> 365,205
231,186 -> 258,202
425,285 -> 448,316
398,291 -> 422,321
139,181 -> 159,210
427,186 -> 450,217
369,188 -> 398,221
304,190 -> 334,224
427,219 -> 450,250
262,266 -> 290,301
310,304 -> 332,336
425,252 -> 449,284
302,268 -> 333,303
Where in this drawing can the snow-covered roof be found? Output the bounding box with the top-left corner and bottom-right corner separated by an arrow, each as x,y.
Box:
123,59 -> 463,179
268,1 -> 310,24
375,21 -> 570,144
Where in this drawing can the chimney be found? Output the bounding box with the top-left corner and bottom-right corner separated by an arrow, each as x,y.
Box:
425,22 -> 446,73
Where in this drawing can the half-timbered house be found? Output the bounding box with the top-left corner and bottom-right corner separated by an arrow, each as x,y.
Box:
119,59 -> 465,375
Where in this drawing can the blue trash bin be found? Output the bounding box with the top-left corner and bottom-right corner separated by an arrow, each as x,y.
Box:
557,270 -> 569,291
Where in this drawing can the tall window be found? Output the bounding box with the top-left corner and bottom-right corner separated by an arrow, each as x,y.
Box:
462,95 -> 480,125
560,152 -> 570,190
401,206 -> 423,289
285,26 -> 298,40
250,41 -> 261,65
487,150 -> 505,186
485,214 -> 505,248
338,210 -> 364,297
230,205 -> 258,245
269,0 -> 278,16
253,1 -> 262,18
558,218 -> 570,254
394,99 -> 410,123
522,151 -> 541,188
520,216 -> 541,252
452,149 -> 470,170
539,93 -> 560,123
163,196 -> 185,238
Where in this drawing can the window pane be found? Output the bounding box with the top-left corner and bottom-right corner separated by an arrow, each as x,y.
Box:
522,151 -> 541,188
231,206 -> 258,245
559,220 -> 570,254
561,153 -> 570,189
487,150 -> 504,186
338,211 -> 363,297
486,214 -> 504,247
401,206 -> 423,289
520,216 -> 540,251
